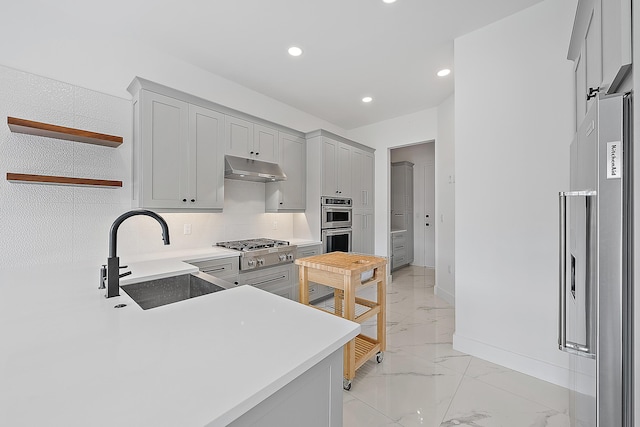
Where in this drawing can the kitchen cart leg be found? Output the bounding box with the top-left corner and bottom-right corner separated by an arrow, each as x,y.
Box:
377,265 -> 387,351
299,265 -> 309,305
334,289 -> 343,316
343,275 -> 356,382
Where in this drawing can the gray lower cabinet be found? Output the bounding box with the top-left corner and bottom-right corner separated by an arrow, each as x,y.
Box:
296,244 -> 333,302
265,132 -> 306,212
185,256 -> 239,282
229,348 -> 343,427
352,211 -> 374,255
130,88 -> 225,211
391,231 -> 408,271
236,264 -> 298,302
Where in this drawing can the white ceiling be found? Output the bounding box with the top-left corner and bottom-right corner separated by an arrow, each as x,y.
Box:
8,0 -> 544,130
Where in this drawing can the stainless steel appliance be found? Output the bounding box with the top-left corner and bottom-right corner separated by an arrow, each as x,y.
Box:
322,227 -> 352,253
321,196 -> 353,229
216,238 -> 297,271
558,93 -> 633,427
321,196 -> 353,253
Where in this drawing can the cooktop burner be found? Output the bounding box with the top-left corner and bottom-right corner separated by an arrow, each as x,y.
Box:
216,238 -> 290,252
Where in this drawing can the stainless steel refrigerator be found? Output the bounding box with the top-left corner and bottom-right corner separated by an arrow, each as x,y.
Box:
559,92 -> 633,426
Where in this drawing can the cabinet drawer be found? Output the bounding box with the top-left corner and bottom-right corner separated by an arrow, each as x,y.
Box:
298,245 -> 321,258
186,257 -> 239,278
237,264 -> 293,290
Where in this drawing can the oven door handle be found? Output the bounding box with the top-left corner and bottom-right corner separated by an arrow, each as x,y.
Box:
323,228 -> 353,236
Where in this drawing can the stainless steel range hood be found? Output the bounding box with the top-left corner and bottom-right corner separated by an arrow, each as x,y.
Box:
224,155 -> 287,182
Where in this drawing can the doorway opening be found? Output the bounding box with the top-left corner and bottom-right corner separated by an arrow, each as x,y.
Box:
390,141 -> 435,272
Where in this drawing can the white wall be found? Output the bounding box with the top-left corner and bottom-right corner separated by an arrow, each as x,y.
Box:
0,65 -> 296,268
436,95 -> 455,304
0,37 -> 342,136
453,0 -> 576,387
347,109 -> 438,258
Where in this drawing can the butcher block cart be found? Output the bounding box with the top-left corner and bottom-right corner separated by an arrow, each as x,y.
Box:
295,251 -> 387,390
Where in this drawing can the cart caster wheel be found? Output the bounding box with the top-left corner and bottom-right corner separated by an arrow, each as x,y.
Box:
376,352 -> 384,363
343,378 -> 352,391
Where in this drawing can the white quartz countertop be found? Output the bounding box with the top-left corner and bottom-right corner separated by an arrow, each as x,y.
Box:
0,263 -> 360,426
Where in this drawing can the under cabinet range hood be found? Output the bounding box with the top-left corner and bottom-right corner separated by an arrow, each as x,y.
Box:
224,155 -> 287,182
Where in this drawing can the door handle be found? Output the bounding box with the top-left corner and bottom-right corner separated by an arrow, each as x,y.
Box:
558,191 -> 596,358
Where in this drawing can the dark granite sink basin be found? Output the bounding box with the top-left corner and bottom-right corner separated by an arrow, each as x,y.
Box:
121,272 -> 231,310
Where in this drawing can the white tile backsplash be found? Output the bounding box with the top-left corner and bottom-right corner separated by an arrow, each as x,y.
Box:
0,64 -> 298,268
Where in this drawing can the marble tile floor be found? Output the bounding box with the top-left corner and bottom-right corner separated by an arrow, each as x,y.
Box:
319,265 -> 571,427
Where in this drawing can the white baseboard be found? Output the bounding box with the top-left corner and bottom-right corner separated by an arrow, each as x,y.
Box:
453,333 -> 572,389
434,286 -> 455,306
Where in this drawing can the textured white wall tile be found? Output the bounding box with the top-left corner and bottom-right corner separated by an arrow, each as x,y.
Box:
26,74 -> 75,113
74,87 -> 131,125
0,202 -> 74,266
72,203 -> 129,264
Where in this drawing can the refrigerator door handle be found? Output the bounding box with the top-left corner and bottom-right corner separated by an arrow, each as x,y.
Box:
558,191 -> 596,358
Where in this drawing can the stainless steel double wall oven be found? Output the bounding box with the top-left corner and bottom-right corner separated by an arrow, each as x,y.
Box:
321,196 -> 352,253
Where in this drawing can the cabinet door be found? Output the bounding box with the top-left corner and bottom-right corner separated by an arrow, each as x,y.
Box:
352,212 -> 364,253
279,132 -> 306,209
253,124 -> 279,162
337,143 -> 352,197
353,212 -> 374,255
225,115 -> 254,157
188,105 -> 225,209
584,4 -> 602,110
405,165 -> 414,213
390,165 -> 404,213
362,152 -> 374,208
322,138 -> 339,196
141,90 -> 189,208
575,50 -> 587,130
352,149 -> 374,210
601,0 -> 632,91
363,212 -> 374,255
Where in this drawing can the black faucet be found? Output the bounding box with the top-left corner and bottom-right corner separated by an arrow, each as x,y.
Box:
99,209 -> 170,298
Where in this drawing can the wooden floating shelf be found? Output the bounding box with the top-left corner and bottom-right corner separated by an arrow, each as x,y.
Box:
6,173 -> 122,188
7,117 -> 123,148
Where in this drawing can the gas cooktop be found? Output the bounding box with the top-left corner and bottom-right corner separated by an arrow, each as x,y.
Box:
216,238 -> 297,271
216,238 -> 290,252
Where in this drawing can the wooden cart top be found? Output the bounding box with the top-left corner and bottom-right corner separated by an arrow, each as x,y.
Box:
295,252 -> 388,276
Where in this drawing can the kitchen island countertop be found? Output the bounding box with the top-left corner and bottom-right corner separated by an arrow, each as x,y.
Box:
0,263 -> 359,426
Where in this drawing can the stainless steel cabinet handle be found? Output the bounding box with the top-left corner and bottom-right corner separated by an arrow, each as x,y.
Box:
558,190 -> 596,358
250,275 -> 287,287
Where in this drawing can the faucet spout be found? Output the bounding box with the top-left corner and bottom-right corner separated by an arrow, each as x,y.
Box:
104,209 -> 170,298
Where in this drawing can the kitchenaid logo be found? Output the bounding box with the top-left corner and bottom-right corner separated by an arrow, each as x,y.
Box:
607,141 -> 622,179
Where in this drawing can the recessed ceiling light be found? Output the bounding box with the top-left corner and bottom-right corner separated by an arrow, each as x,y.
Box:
437,68 -> 451,77
362,96 -> 373,103
382,0 -> 397,3
288,46 -> 303,57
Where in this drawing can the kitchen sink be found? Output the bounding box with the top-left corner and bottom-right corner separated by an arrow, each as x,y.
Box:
121,271 -> 232,310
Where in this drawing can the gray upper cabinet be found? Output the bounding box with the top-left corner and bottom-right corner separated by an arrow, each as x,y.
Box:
352,148 -> 374,210
225,116 -> 279,163
569,0 -> 632,127
133,90 -> 224,211
322,137 -> 352,197
265,132 -> 306,212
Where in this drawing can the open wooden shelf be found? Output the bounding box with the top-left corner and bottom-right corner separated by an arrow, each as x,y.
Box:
7,117 -> 123,148
6,173 -> 122,188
